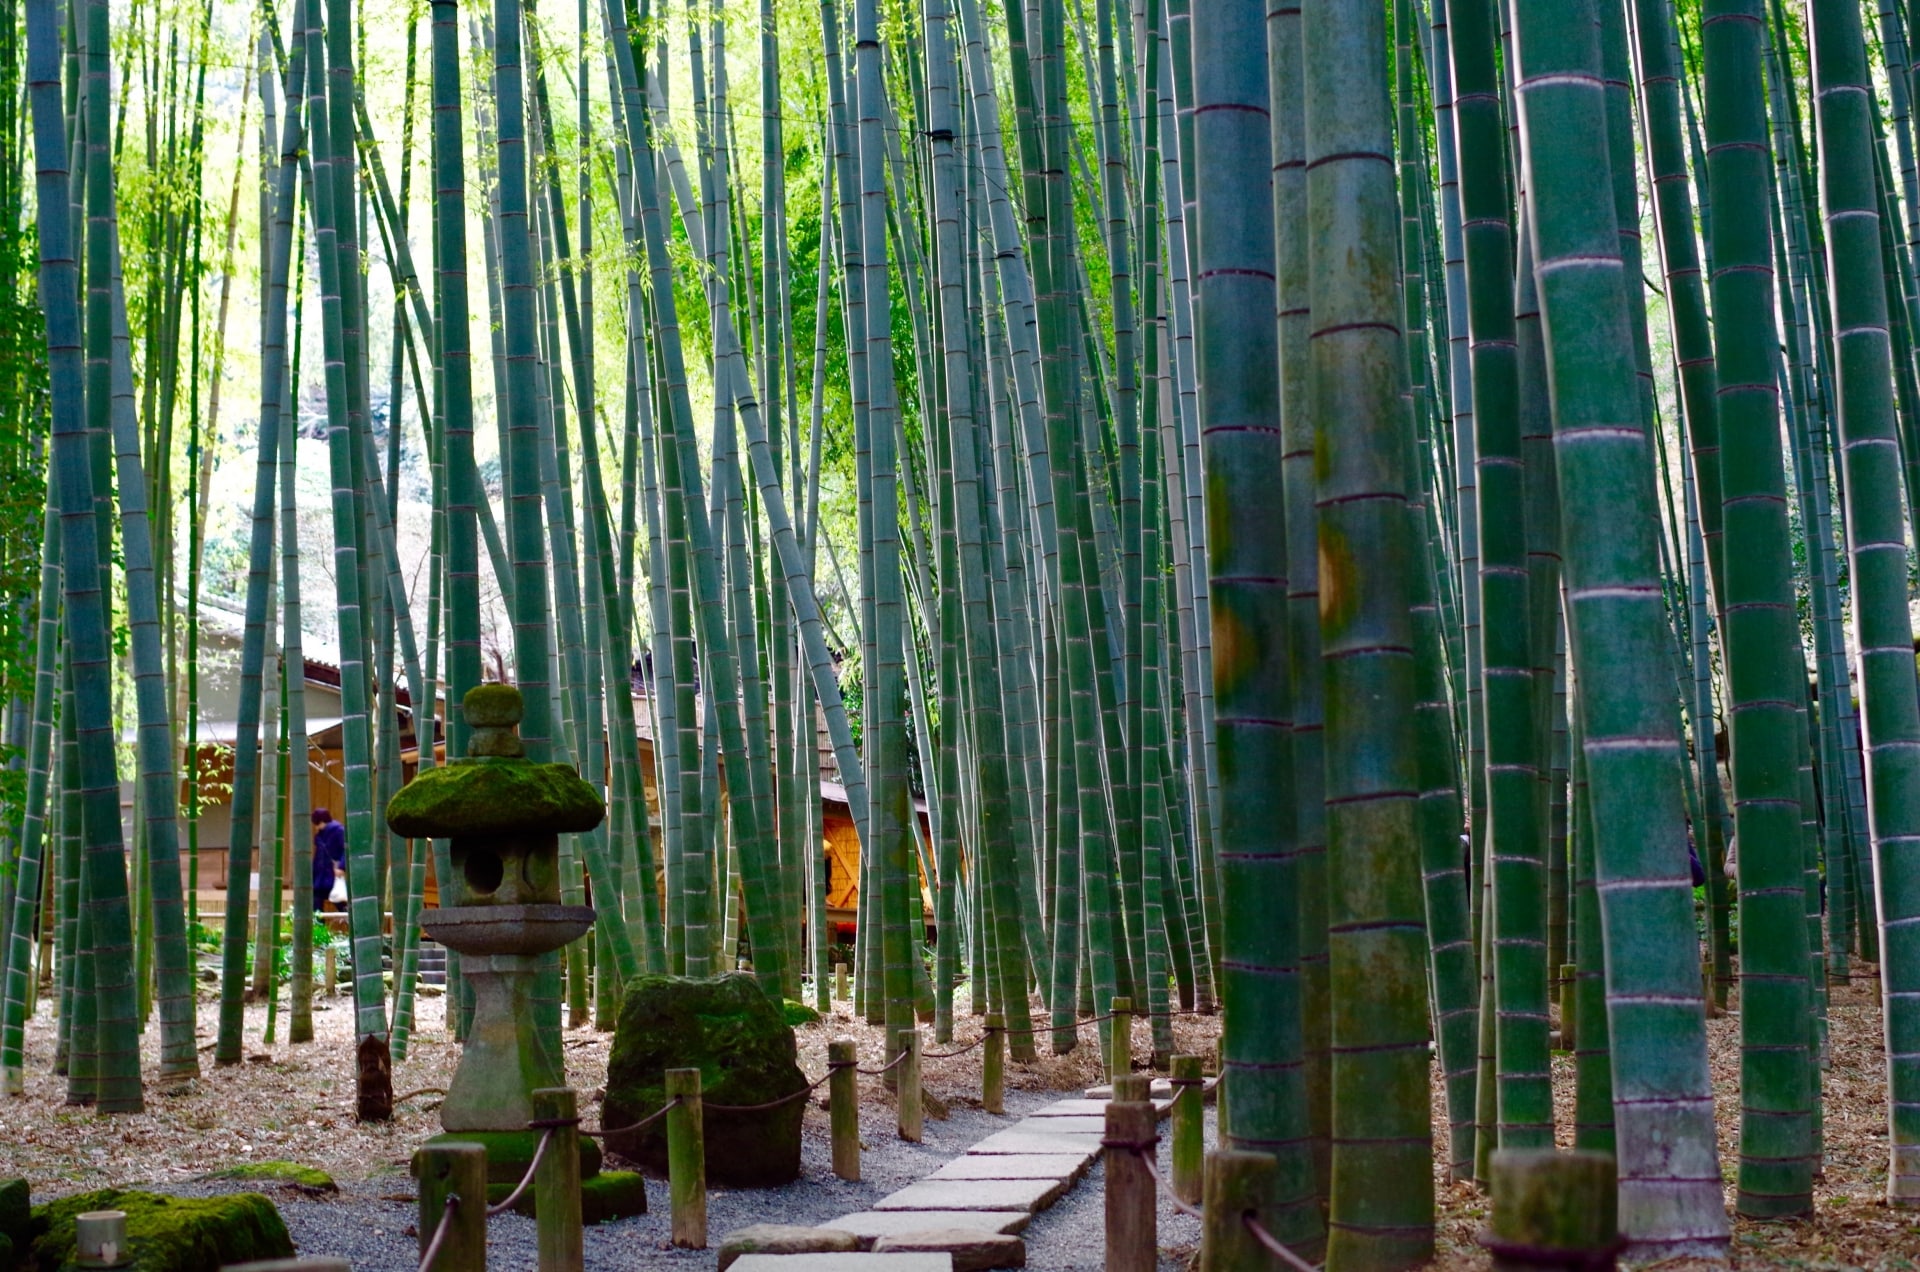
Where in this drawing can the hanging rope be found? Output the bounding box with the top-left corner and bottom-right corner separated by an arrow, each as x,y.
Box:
417,1195 -> 460,1272
486,1127 -> 556,1216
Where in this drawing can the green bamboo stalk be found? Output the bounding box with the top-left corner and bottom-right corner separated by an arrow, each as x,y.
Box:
26,0 -> 141,1111
1805,0 -> 1920,1207
1700,0 -> 1817,1217
1447,0 -> 1550,1155
1509,0 -> 1729,1249
0,505 -> 59,1093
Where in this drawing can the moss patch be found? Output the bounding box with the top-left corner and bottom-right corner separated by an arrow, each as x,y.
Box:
485,1171 -> 647,1225
30,1189 -> 292,1272
386,757 -> 605,838
781,1000 -> 821,1027
200,1162 -> 336,1193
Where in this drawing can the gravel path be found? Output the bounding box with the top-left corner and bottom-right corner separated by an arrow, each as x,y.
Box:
162,1089 -> 1214,1270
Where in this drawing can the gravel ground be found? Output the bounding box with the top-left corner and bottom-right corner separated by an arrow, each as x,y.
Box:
159,1087 -> 1209,1270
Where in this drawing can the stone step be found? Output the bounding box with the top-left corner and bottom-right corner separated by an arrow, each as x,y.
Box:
1084,1076 -> 1216,1103
872,1177 -> 1069,1214
821,1211 -> 1031,1250
1028,1096 -> 1173,1122
1006,1114 -> 1104,1135
872,1229 -> 1026,1272
927,1153 -> 1093,1184
967,1128 -> 1104,1157
730,1255 -> 953,1271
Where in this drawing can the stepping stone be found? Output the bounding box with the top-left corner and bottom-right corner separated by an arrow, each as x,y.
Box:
968,1128 -> 1104,1156
874,1229 -> 1026,1271
1037,1095 -> 1176,1121
927,1153 -> 1093,1184
730,1256 -> 952,1272
1010,1114 -> 1105,1135
822,1211 -> 1031,1250
1085,1079 -> 1174,1101
718,1224 -> 862,1271
873,1177 -> 1068,1214
1026,1099 -> 1113,1117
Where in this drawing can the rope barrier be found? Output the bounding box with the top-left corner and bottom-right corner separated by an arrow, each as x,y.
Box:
1126,1142 -> 1203,1221
996,1006 -> 1215,1038
1244,1214 -> 1322,1272
577,1094 -> 683,1139
486,1127 -> 555,1216
922,1033 -> 989,1059
856,1048 -> 916,1076
418,1195 -> 459,1272
705,1069 -> 838,1113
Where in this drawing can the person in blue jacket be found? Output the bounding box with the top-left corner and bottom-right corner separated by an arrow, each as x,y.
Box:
311,807 -> 346,913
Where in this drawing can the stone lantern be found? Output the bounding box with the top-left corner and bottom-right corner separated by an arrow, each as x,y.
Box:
385,683 -> 602,1136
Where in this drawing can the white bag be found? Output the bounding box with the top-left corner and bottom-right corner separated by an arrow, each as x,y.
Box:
328,876 -> 348,905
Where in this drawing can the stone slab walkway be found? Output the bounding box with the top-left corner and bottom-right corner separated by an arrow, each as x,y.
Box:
788,1090 -> 1167,1269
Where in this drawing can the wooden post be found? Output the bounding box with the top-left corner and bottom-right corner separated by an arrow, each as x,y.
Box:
1110,995 -> 1133,1080
1198,1150 -> 1277,1272
982,1012 -> 1005,1114
323,945 -> 336,996
835,961 -> 849,1001
897,1027 -> 923,1142
1170,1054 -> 1205,1204
1114,1072 -> 1150,1103
1559,964 -> 1577,1049
829,1037 -> 860,1180
532,1087 -> 584,1272
414,1141 -> 487,1272
1105,1083 -> 1157,1272
1481,1148 -> 1618,1272
665,1068 -> 707,1249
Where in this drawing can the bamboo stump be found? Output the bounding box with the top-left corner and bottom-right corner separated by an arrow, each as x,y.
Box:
897,1028 -> 923,1143
829,1037 -> 860,1180
532,1087 -> 584,1272
414,1141 -> 487,1272
835,962 -> 849,1001
1170,1054 -> 1204,1204
983,1013 -> 1005,1115
1105,1081 -> 1157,1272
666,1067 -> 707,1249
1479,1148 -> 1618,1272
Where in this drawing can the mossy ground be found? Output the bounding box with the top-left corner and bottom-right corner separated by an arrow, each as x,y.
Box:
29,1189 -> 292,1272
781,1000 -> 821,1027
199,1162 -> 335,1192
484,1170 -> 647,1224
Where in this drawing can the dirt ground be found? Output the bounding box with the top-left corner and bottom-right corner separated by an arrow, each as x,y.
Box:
4,972 -> 1917,1268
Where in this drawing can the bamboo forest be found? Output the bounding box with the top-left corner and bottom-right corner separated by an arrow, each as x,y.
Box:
9,0 -> 1920,1265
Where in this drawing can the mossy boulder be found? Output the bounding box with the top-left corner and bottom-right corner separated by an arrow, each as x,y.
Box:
28,1189 -> 291,1272
781,1000 -> 820,1027
0,1178 -> 28,1258
385,757 -> 604,840
603,973 -> 807,1186
200,1163 -> 335,1193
